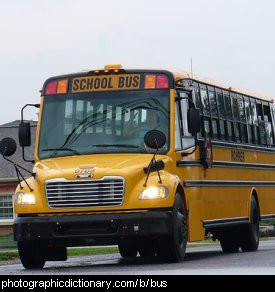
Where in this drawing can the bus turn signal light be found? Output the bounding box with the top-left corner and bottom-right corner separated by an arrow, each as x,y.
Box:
57,79 -> 68,94
145,75 -> 156,89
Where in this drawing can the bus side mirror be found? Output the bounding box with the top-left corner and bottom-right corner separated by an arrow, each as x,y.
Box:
19,122 -> 31,147
144,130 -> 166,149
0,138 -> 17,157
188,108 -> 201,136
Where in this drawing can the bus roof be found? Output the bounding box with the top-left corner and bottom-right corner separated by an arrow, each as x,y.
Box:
44,64 -> 274,102
169,69 -> 274,103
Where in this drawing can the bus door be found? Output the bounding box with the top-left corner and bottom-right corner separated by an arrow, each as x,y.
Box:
175,90 -> 205,240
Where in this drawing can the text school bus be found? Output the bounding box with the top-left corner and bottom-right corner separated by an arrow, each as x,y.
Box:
1,64 -> 275,269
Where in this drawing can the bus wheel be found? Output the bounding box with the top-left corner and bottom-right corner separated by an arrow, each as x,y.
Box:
158,193 -> 187,262
219,233 -> 240,253
18,241 -> 46,269
138,243 -> 157,257
240,196 -> 260,252
118,242 -> 138,258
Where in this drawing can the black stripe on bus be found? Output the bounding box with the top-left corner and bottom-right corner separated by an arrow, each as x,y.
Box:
176,161 -> 202,167
203,217 -> 249,229
177,160 -> 275,170
261,215 -> 275,221
184,180 -> 275,188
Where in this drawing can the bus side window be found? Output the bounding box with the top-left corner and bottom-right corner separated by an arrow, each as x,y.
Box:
217,90 -> 226,140
263,104 -> 274,146
250,100 -> 259,144
200,86 -> 210,116
238,96 -> 248,144
244,97 -> 253,144
209,89 -> 218,140
232,94 -> 241,143
193,86 -> 203,114
224,92 -> 234,142
200,85 -> 211,138
257,102 -> 267,145
193,85 -> 203,138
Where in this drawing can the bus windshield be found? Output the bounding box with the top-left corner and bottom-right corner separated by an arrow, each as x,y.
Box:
38,89 -> 170,159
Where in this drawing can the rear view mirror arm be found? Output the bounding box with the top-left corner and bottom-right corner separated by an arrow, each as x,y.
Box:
1,153 -> 33,192
143,144 -> 162,187
143,130 -> 167,187
0,139 -> 34,192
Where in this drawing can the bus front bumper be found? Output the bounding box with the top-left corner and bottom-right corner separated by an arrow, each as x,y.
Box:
13,211 -> 172,246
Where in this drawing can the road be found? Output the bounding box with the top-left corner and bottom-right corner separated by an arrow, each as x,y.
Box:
1,240 -> 275,275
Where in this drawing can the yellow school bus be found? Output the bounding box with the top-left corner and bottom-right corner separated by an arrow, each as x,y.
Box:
4,64 -> 275,269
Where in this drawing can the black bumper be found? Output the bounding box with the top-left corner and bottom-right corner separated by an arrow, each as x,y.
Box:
14,211 -> 172,246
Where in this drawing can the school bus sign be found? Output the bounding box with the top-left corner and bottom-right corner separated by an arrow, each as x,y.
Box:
71,74 -> 141,93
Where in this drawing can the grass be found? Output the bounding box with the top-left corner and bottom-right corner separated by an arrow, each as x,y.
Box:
0,247 -> 119,263
0,234 -> 16,247
68,247 -> 119,257
0,250 -> 19,262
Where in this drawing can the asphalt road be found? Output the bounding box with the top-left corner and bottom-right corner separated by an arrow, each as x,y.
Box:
1,240 -> 275,275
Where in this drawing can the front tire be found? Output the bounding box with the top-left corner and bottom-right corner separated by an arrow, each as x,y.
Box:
18,241 -> 46,269
158,193 -> 187,262
118,242 -> 138,258
138,243 -> 157,257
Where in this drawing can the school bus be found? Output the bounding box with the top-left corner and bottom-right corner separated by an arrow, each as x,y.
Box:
3,64 -> 275,269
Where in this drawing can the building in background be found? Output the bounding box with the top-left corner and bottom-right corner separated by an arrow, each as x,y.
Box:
0,120 -> 37,235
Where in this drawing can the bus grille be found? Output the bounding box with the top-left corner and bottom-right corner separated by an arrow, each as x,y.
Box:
46,177 -> 125,208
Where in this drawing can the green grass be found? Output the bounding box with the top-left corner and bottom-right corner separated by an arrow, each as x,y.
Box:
0,234 -> 16,247
0,247 -> 119,263
0,250 -> 19,261
68,247 -> 119,257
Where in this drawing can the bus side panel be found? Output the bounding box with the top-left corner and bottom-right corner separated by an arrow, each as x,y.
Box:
186,189 -> 205,241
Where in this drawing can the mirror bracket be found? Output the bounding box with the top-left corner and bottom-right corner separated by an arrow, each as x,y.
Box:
0,138 -> 34,192
143,130 -> 166,187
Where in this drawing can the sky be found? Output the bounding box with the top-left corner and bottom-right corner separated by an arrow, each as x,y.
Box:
1,0 -> 275,124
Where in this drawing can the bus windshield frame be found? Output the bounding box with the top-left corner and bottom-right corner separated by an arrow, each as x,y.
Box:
38,89 -> 170,159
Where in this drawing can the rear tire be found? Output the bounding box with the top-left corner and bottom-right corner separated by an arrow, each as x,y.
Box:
18,241 -> 46,269
240,196 -> 260,252
219,231 -> 240,253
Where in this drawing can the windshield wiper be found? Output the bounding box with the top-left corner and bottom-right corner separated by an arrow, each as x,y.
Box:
93,144 -> 146,153
42,148 -> 80,155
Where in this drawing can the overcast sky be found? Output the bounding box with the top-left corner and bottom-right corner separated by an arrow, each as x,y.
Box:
1,0 -> 275,124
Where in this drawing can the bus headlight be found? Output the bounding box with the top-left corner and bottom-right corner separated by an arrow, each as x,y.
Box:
16,192 -> 36,205
139,186 -> 168,200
